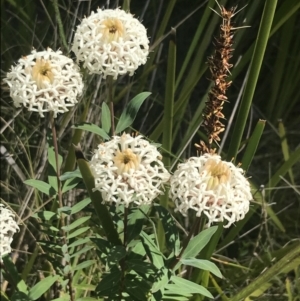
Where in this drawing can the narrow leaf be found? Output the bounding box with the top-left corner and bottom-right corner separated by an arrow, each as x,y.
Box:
32,211 -> 58,221
101,102 -> 111,134
241,119 -> 266,171
73,260 -> 96,271
126,205 -> 150,244
115,92 -> 151,134
62,177 -> 81,193
47,135 -> 63,173
180,258 -> 222,278
28,275 -> 60,300
170,275 -> 213,298
24,179 -> 54,196
140,231 -> 164,269
70,198 -> 91,214
73,123 -> 110,140
66,226 -> 90,239
68,237 -> 91,249
60,169 -> 82,181
182,226 -> 218,259
96,267 -> 122,293
154,205 -> 180,256
62,216 -> 91,232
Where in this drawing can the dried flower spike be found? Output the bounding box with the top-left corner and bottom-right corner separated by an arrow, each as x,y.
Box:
198,4 -> 237,152
90,133 -> 170,207
5,48 -> 84,118
169,154 -> 251,228
72,8 -> 149,79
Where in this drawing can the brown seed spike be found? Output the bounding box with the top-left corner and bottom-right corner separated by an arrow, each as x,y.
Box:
198,1 -> 240,153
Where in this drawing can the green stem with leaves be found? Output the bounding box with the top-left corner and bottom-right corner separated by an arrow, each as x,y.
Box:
50,114 -> 74,301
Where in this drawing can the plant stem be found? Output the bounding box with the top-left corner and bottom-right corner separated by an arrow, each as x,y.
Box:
169,217 -> 201,270
52,0 -> 69,52
107,76 -> 115,136
50,114 -> 74,301
123,206 -> 128,246
50,115 -> 63,216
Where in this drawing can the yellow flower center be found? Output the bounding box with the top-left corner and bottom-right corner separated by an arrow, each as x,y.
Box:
101,18 -> 124,43
31,58 -> 54,89
113,148 -> 140,175
204,158 -> 231,190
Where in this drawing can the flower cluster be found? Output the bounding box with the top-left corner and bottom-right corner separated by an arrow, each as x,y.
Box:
72,8 -> 149,79
169,154 -> 252,228
90,133 -> 170,207
5,48 -> 83,117
0,204 -> 20,261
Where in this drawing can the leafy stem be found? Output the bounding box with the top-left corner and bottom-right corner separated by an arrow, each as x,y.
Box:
169,217 -> 201,270
50,114 -> 74,301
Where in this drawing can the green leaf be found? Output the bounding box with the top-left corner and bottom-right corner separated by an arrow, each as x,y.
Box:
129,241 -> 146,257
70,245 -> 94,259
47,136 -> 63,173
73,123 -> 110,140
91,238 -> 111,255
154,205 -> 180,256
163,289 -> 190,301
170,275 -> 213,298
115,92 -> 151,134
57,206 -> 72,215
66,226 -> 90,239
278,120 -> 295,184
61,177 -> 81,193
24,179 -> 55,196
180,258 -> 222,278
76,297 -> 99,301
32,211 -> 58,221
127,258 -> 158,276
96,267 -> 122,294
62,216 -> 91,232
107,245 -> 127,267
125,274 -> 151,301
163,285 -> 192,297
2,256 -> 28,294
241,119 -> 266,171
28,275 -> 60,300
182,226 -> 218,259
63,265 -> 71,275
68,237 -> 91,249
73,260 -> 96,271
70,198 -> 91,214
48,174 -> 58,192
126,205 -> 150,244
101,102 -> 111,134
60,169 -> 82,181
151,267 -> 170,294
11,292 -> 31,301
140,231 -> 164,269
62,244 -> 68,254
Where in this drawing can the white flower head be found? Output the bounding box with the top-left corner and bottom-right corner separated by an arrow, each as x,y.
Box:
0,204 -> 20,261
169,154 -> 252,228
90,133 -> 170,207
5,48 -> 84,118
72,8 -> 149,79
